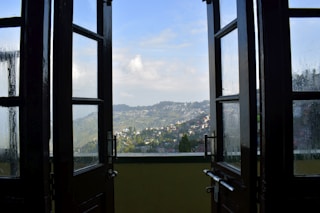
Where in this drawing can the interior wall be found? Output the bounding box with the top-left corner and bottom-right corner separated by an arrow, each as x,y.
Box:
114,162 -> 211,213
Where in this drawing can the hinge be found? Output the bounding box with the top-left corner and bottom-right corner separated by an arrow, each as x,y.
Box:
50,172 -> 55,201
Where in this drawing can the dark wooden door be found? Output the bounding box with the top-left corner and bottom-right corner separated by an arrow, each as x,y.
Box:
257,0 -> 320,211
0,1 -> 52,212
53,0 -> 115,212
203,0 -> 257,212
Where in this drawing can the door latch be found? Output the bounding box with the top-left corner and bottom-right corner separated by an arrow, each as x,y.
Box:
107,169 -> 118,179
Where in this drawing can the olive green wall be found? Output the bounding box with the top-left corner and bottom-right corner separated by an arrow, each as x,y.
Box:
114,162 -> 211,213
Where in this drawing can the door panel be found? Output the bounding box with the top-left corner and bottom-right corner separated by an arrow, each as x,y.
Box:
0,1 -> 52,212
257,0 -> 320,211
53,0 -> 114,212
204,0 -> 257,212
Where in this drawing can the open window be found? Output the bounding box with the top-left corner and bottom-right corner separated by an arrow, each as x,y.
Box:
112,0 -> 211,159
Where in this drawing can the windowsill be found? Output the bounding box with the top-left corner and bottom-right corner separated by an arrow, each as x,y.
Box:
115,153 -> 211,163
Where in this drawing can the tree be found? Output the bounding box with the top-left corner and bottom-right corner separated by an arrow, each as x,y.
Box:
179,134 -> 191,152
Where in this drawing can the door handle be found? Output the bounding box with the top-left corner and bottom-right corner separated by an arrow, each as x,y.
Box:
203,169 -> 221,182
107,169 -> 118,179
107,131 -> 117,163
203,169 -> 234,192
112,135 -> 117,159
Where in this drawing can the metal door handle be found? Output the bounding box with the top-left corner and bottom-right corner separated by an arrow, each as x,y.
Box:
113,135 -> 117,159
107,169 -> 118,179
203,169 -> 221,182
107,131 -> 117,163
220,180 -> 234,192
203,169 -> 234,192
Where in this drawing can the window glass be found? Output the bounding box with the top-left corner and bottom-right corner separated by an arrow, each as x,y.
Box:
72,33 -> 97,98
113,0 -> 209,155
290,18 -> 320,92
0,0 -> 21,18
0,106 -> 20,177
73,0 -> 97,32
221,29 -> 239,96
289,0 -> 320,8
222,102 -> 240,170
0,28 -> 20,97
219,0 -> 237,28
73,105 -> 99,171
293,100 -> 320,176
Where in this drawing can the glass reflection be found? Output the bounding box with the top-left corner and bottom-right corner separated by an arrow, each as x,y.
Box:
222,102 -> 240,169
219,0 -> 237,28
221,29 -> 239,96
73,105 -> 99,171
293,100 -> 320,175
0,106 -> 20,177
290,18 -> 320,91
72,33 -> 98,98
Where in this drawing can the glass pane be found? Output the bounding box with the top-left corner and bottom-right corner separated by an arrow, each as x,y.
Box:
73,105 -> 99,171
73,0 -> 97,32
72,33 -> 97,98
0,0 -> 21,18
220,0 -> 237,28
221,29 -> 239,96
0,28 -> 20,97
222,102 -> 240,169
0,106 -> 20,177
290,18 -> 320,91
293,100 -> 320,175
289,0 -> 320,8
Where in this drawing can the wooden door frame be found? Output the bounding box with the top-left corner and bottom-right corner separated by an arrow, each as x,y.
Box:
258,0 -> 320,211
53,0 -> 114,212
0,0 -> 52,212
205,0 -> 257,212
52,0 -> 74,211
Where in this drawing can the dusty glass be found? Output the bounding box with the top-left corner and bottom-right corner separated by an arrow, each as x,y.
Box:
0,28 -> 20,97
0,106 -> 20,177
223,102 -> 241,170
293,100 -> 320,176
290,18 -> 320,92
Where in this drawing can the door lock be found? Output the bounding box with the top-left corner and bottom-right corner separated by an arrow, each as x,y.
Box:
107,169 -> 118,179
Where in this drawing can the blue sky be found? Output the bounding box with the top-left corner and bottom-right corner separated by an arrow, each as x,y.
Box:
1,0 -> 320,106
112,0 -> 209,106
70,0 -> 210,106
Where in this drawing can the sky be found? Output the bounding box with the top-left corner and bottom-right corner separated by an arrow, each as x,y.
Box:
111,0 -> 209,106
1,0 -> 320,109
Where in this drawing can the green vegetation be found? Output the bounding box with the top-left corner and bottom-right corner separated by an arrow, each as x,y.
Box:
179,134 -> 191,152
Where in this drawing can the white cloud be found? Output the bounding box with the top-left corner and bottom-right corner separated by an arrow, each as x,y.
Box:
112,48 -> 209,106
128,55 -> 144,73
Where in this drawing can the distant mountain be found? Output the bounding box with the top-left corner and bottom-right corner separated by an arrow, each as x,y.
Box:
113,100 -> 210,133
73,100 -> 210,150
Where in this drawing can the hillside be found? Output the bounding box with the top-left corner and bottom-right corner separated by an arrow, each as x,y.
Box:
73,100 -> 210,151
113,100 -> 209,132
